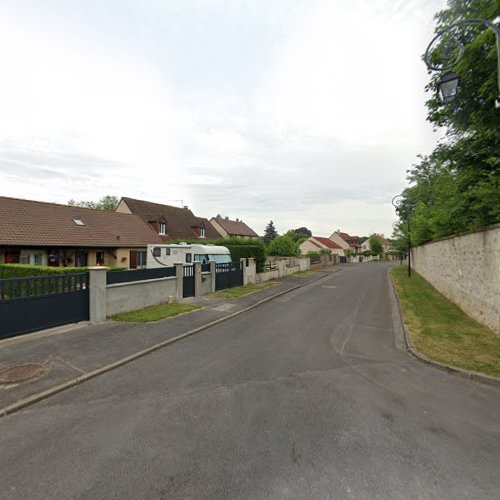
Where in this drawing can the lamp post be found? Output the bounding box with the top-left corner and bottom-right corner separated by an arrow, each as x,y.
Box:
424,18 -> 500,108
392,194 -> 412,278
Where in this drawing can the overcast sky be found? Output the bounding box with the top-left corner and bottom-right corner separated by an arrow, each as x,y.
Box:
0,0 -> 446,237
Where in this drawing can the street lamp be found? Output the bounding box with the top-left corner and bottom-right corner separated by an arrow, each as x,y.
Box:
424,18 -> 500,108
392,194 -> 412,278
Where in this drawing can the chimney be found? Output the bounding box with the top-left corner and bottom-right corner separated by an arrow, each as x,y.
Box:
225,216 -> 229,220
236,218 -> 239,222
183,205 -> 189,210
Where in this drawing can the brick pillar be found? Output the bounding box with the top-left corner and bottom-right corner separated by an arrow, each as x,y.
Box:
88,267 -> 108,322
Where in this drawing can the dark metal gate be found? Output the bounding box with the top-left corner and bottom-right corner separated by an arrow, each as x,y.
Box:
183,265 -> 195,298
0,273 -> 89,340
215,262 -> 243,291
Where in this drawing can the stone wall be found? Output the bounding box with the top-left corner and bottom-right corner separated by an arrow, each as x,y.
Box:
411,224 -> 500,334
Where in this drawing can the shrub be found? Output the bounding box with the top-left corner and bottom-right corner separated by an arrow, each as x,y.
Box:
266,236 -> 300,257
0,264 -> 125,279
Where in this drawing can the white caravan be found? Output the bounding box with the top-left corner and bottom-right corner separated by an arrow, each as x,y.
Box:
146,243 -> 232,268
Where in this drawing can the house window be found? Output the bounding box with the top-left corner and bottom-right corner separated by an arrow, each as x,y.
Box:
73,218 -> 85,226
158,220 -> 166,235
19,251 -> 45,266
96,251 -> 105,265
137,251 -> 147,268
199,226 -> 206,238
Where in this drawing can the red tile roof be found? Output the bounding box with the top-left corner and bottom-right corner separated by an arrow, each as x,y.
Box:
313,237 -> 342,249
0,196 -> 163,247
338,232 -> 361,248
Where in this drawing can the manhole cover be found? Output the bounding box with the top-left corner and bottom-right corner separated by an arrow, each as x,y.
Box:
0,363 -> 50,385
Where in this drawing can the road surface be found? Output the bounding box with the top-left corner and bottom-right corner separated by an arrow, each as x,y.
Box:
1,263 -> 499,499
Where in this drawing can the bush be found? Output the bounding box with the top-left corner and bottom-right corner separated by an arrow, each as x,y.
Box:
0,264 -> 125,279
306,251 -> 320,257
266,236 -> 300,257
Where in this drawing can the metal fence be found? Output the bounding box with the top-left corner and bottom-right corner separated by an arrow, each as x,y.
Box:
0,272 -> 88,300
107,267 -> 176,285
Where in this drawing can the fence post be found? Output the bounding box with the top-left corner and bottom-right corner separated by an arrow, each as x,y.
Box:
209,261 -> 216,292
247,257 -> 256,284
277,260 -> 285,279
194,261 -> 202,297
88,267 -> 108,323
240,258 -> 248,286
174,262 -> 184,300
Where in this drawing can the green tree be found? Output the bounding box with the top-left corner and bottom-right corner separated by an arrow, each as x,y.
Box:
263,220 -> 278,245
369,235 -> 383,256
396,0 -> 500,244
68,195 -> 119,211
266,236 -> 300,257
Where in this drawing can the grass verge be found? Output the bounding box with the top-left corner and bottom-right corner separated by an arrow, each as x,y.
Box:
212,281 -> 277,299
391,266 -> 500,378
109,302 -> 202,323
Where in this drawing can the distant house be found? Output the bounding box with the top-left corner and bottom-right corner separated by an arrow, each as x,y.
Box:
209,215 -> 259,239
300,236 -> 343,256
117,197 -> 222,242
361,235 -> 393,255
0,196 -> 162,269
329,230 -> 362,254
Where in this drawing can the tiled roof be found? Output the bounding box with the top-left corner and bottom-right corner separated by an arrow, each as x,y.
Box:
313,237 -> 342,249
120,197 -> 221,241
0,196 -> 162,247
310,240 -> 323,249
212,216 -> 259,238
338,231 -> 361,248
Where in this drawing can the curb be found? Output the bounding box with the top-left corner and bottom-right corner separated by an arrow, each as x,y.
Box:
388,269 -> 500,389
0,270 -> 332,417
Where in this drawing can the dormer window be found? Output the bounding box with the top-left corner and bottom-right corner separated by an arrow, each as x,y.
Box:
73,218 -> 85,226
158,219 -> 166,235
200,226 -> 206,238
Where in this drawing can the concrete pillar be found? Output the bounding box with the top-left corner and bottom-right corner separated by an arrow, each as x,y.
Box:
240,258 -> 247,286
174,262 -> 184,300
247,257 -> 256,284
194,261 -> 202,297
209,261 -> 216,292
299,257 -> 309,272
88,267 -> 108,322
321,254 -> 329,267
277,260 -> 286,279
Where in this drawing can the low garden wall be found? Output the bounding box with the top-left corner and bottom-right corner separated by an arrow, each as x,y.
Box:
411,224 -> 500,334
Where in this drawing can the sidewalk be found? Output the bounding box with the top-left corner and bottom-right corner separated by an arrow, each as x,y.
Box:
0,270 -> 333,412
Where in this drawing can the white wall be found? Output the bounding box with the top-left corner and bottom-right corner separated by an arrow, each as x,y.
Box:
411,224 -> 500,334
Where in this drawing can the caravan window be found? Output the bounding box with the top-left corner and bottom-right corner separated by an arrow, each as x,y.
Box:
165,248 -> 171,255
153,247 -> 161,257
194,254 -> 209,264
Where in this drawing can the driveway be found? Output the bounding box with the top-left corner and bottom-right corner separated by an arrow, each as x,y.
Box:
1,263 -> 499,499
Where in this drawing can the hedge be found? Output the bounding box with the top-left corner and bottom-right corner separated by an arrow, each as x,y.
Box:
0,264 -> 125,279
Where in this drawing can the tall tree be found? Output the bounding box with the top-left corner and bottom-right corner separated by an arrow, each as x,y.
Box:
369,235 -> 383,256
396,0 -> 500,246
263,220 -> 278,245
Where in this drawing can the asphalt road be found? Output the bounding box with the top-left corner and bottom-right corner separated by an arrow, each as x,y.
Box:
1,263 -> 499,499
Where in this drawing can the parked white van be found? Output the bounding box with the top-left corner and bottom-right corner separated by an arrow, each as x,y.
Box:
146,243 -> 232,268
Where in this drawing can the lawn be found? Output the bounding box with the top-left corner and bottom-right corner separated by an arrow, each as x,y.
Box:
212,281 -> 277,299
391,265 -> 500,378
109,302 -> 201,322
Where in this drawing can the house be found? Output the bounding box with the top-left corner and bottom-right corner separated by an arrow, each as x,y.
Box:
116,197 -> 222,242
361,235 -> 394,256
209,215 -> 259,239
0,196 -> 163,269
329,230 -> 362,254
300,236 -> 343,256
